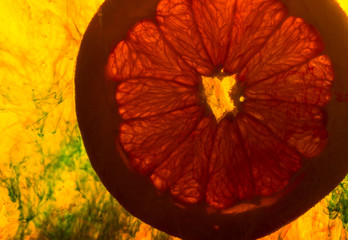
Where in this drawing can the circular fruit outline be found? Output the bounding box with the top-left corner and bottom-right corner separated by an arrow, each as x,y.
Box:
75,0 -> 348,239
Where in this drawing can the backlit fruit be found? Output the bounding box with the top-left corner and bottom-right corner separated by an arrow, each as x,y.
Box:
75,0 -> 348,239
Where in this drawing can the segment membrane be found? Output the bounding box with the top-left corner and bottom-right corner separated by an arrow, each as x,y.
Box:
151,117 -> 216,204
207,115 -> 301,208
224,0 -> 288,73
156,0 -> 214,75
192,0 -> 236,67
244,55 -> 334,106
207,118 -> 254,208
120,106 -> 202,175
239,17 -> 324,84
117,78 -> 199,120
236,114 -> 301,196
107,20 -> 198,85
243,100 -> 328,158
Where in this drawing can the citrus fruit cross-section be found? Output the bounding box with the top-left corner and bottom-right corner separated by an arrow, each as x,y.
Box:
75,0 -> 348,239
107,0 -> 331,208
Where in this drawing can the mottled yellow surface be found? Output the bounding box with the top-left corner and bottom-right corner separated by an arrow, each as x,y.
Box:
336,0 -> 348,14
0,0 -> 346,239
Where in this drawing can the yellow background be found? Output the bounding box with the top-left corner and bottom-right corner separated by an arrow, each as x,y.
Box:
0,0 -> 347,239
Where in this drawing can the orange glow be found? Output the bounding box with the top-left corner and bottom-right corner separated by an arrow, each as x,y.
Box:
336,0 -> 348,15
0,0 -> 346,239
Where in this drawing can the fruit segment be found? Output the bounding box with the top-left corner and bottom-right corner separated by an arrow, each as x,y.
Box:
107,20 -> 198,85
239,17 -> 324,85
236,114 -> 301,196
151,117 -> 216,204
156,0 -> 214,75
206,115 -> 301,208
116,78 -> 199,120
224,0 -> 288,73
207,117 -> 254,208
244,55 -> 334,106
120,106 -> 203,175
192,0 -> 236,67
243,100 -> 328,158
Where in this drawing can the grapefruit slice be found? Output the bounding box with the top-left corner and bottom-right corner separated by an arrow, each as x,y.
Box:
75,0 -> 348,239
